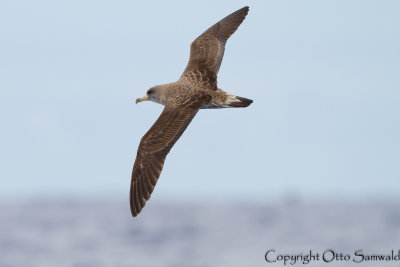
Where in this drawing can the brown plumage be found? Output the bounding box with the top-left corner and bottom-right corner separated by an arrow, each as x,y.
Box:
130,6 -> 252,217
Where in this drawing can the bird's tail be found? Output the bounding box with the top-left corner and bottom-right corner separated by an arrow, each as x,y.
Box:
224,95 -> 253,108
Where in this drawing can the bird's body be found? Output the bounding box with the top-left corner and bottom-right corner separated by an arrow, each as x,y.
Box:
130,6 -> 252,217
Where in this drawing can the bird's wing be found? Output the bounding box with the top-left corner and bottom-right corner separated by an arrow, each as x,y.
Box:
178,6 -> 249,90
130,95 -> 211,217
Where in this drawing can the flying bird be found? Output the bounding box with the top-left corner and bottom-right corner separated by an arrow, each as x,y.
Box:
130,6 -> 252,217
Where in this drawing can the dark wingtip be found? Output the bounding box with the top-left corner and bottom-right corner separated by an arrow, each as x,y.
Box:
129,183 -> 141,218
238,96 -> 253,107
235,6 -> 249,17
129,194 -> 137,218
240,6 -> 249,15
228,96 -> 253,108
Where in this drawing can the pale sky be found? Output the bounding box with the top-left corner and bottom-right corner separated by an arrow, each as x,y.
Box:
1,0 -> 399,203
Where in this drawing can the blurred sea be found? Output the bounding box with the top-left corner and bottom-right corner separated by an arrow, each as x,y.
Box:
1,200 -> 399,267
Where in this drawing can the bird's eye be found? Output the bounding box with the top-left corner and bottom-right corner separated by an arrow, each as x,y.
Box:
147,89 -> 153,95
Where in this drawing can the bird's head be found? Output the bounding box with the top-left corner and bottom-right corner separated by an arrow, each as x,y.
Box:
136,85 -> 166,105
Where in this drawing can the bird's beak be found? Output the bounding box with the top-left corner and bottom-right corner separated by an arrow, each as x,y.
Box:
136,95 -> 149,104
